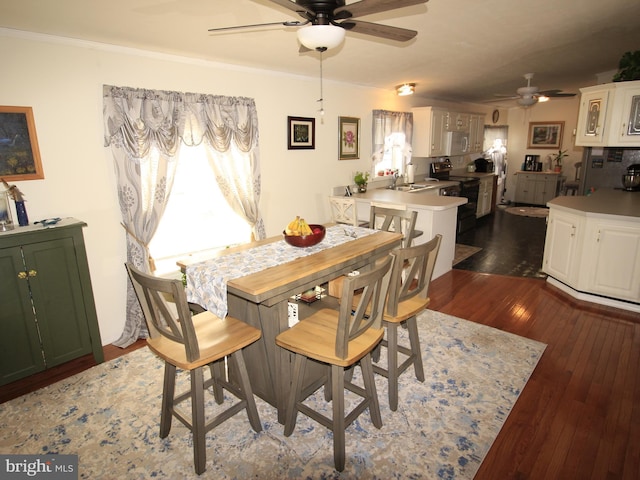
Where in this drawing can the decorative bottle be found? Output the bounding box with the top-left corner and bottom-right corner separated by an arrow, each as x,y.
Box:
15,200 -> 29,226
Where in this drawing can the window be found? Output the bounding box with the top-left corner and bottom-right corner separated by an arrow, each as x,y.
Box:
149,144 -> 252,275
373,132 -> 407,176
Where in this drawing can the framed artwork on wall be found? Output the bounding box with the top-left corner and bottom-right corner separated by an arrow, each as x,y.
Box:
287,116 -> 315,150
0,106 -> 44,181
338,116 -> 360,160
527,121 -> 565,149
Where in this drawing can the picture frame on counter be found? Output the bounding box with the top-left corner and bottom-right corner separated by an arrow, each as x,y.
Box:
0,106 -> 44,181
287,116 -> 315,150
527,121 -> 564,149
338,116 -> 360,160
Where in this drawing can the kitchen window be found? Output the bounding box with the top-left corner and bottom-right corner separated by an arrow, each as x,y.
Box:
372,110 -> 413,177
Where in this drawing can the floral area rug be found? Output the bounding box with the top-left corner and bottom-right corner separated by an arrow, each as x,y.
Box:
0,311 -> 545,479
505,206 -> 549,218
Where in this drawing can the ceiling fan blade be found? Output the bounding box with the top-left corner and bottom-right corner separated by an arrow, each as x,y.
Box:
538,90 -> 576,97
340,19 -> 417,41
208,20 -> 306,33
335,0 -> 428,19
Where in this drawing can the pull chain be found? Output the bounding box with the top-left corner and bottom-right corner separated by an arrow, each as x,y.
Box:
317,47 -> 326,118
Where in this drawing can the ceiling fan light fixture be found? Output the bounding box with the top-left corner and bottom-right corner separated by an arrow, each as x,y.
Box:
537,95 -> 550,102
297,25 -> 345,51
517,96 -> 538,107
396,83 -> 415,96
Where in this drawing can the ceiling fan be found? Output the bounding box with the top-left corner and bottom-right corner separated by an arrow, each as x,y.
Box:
208,0 -> 429,51
493,73 -> 577,107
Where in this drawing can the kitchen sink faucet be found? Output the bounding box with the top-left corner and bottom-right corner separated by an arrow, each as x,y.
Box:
387,170 -> 400,189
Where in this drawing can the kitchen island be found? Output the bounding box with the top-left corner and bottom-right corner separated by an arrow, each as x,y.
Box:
543,188 -> 640,312
350,184 -> 467,280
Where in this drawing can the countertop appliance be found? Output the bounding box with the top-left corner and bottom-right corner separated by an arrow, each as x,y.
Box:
623,164 -> 640,191
430,159 -> 479,235
474,157 -> 494,173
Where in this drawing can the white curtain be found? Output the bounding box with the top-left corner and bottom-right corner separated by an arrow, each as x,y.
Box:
371,110 -> 413,170
103,85 -> 265,347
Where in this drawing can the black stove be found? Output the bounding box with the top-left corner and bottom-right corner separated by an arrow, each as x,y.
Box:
430,160 -> 479,235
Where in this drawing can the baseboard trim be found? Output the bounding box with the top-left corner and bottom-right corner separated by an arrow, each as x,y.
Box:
546,277 -> 640,314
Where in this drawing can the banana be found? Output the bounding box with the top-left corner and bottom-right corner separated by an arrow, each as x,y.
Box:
285,216 -> 315,236
285,216 -> 300,235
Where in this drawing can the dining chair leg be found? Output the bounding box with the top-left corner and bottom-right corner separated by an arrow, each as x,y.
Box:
360,353 -> 383,428
386,322 -> 400,411
231,350 -> 263,433
210,359 -> 225,404
284,354 -> 306,437
191,367 -> 207,475
331,364 -> 346,472
160,362 -> 176,438
406,316 -> 425,382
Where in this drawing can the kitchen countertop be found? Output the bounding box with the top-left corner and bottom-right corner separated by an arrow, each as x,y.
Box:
515,170 -> 562,175
547,188 -> 640,219
351,184 -> 467,210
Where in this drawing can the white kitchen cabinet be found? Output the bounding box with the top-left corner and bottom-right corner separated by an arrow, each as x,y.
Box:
575,80 -> 640,147
476,175 -> 494,218
583,219 -> 640,302
446,112 -> 470,133
543,209 -> 584,286
515,172 -> 560,206
610,83 -> 640,145
469,114 -> 485,154
575,86 -> 612,146
412,107 -> 448,157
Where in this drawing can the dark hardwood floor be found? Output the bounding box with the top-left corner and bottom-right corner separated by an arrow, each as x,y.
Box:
455,206 -> 549,278
2,209 -> 639,478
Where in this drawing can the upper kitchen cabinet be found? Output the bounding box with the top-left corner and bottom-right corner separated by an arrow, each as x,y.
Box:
575,80 -> 640,147
469,114 -> 486,154
412,107 -> 448,157
446,112 -> 470,133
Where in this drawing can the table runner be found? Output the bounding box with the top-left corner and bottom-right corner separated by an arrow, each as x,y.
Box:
185,225 -> 375,318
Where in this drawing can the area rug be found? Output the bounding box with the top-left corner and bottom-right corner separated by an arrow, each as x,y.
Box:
505,206 -> 549,218
0,311 -> 545,479
454,244 -> 482,266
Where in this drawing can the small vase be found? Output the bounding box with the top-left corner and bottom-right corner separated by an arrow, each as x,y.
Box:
357,184 -> 367,193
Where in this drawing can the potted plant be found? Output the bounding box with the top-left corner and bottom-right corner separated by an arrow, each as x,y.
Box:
354,171 -> 370,192
551,149 -> 568,172
612,50 -> 640,82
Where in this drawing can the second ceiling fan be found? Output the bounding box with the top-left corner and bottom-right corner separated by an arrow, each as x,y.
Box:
208,0 -> 428,51
494,73 -> 577,107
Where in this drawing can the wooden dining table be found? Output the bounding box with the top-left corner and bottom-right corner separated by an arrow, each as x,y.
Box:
179,227 -> 402,423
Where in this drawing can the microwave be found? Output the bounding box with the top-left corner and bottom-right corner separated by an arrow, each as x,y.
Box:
446,131 -> 469,156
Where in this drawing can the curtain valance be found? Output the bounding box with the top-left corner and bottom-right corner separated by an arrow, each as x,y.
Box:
103,85 -> 258,158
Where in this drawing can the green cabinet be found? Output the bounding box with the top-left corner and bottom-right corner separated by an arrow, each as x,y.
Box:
0,219 -> 103,386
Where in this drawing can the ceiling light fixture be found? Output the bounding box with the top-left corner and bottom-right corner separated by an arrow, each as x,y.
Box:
537,95 -> 550,103
517,95 -> 538,107
297,25 -> 345,51
396,83 -> 416,96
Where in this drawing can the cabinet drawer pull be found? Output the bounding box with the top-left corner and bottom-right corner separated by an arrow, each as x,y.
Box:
18,271 -> 27,279
28,270 -> 37,277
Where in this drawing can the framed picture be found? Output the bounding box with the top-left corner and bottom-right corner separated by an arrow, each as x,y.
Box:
0,106 -> 44,181
527,121 -> 565,149
287,116 -> 315,150
338,116 -> 360,160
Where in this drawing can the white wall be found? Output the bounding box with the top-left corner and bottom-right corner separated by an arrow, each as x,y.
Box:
502,97 -> 583,202
0,30 -> 446,344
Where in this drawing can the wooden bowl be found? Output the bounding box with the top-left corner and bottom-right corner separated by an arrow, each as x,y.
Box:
283,224 -> 326,247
